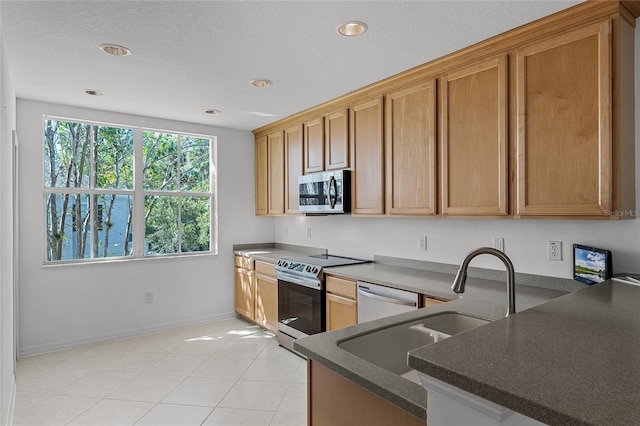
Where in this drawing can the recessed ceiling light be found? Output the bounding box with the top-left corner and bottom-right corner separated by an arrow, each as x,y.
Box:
337,21 -> 368,36
204,109 -> 221,115
250,79 -> 273,88
84,89 -> 104,96
99,43 -> 131,56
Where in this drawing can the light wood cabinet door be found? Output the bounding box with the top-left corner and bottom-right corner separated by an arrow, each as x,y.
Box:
267,130 -> 285,215
234,267 -> 254,320
325,108 -> 350,170
515,21 -> 612,216
326,293 -> 357,331
255,273 -> 278,333
351,96 -> 385,215
386,79 -> 437,215
326,275 -> 357,299
305,117 -> 325,173
441,55 -> 508,216
423,295 -> 447,307
255,135 -> 268,216
285,124 -> 304,214
309,361 -> 424,426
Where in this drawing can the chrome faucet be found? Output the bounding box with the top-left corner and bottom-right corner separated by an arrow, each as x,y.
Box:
451,247 -> 516,317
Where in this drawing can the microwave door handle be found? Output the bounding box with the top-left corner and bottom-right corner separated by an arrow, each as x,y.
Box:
329,176 -> 337,209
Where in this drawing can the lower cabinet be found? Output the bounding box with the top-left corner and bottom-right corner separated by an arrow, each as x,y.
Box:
234,255 -> 255,319
234,256 -> 278,333
308,360 -> 424,426
423,294 -> 447,308
255,261 -> 278,333
325,276 -> 358,331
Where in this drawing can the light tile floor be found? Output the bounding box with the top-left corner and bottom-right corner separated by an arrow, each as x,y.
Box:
14,318 -> 307,426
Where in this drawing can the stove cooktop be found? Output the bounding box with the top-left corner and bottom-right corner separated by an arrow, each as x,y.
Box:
284,254 -> 370,268
275,254 -> 370,279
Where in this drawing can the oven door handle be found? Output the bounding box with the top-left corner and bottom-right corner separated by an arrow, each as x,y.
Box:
277,272 -> 322,290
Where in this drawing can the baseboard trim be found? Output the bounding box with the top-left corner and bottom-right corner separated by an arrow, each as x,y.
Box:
5,378 -> 16,426
18,311 -> 236,358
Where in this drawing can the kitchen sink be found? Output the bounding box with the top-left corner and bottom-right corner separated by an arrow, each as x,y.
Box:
338,312 -> 491,384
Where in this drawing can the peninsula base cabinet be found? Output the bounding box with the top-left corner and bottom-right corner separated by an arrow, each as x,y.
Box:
419,374 -> 544,426
309,361 -> 424,426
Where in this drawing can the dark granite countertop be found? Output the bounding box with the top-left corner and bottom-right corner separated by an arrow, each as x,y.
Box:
294,266 -> 568,421
408,280 -> 640,425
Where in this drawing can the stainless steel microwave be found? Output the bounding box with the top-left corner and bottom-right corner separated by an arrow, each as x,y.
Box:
298,170 -> 351,214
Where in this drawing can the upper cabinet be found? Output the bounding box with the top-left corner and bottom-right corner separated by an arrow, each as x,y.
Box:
304,117 -> 325,173
350,96 -> 385,215
441,55 -> 508,216
254,2 -> 636,219
255,135 -> 268,216
268,130 -> 285,215
255,130 -> 285,216
386,79 -> 437,216
325,108 -> 350,170
305,108 -> 351,174
285,124 -> 304,215
515,21 -> 613,217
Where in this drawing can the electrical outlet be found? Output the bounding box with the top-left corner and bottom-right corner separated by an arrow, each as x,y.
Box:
418,236 -> 427,251
144,292 -> 154,304
306,227 -> 312,239
493,237 -> 505,252
548,241 -> 562,261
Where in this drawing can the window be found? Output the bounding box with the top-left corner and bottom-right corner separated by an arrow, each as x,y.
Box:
44,117 -> 216,263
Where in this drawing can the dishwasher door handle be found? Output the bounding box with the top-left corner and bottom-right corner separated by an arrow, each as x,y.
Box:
357,288 -> 417,307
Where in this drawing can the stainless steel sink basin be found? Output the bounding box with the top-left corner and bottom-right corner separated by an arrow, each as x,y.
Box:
338,312 -> 491,384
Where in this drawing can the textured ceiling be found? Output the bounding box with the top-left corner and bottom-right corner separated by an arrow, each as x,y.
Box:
1,0 -> 581,131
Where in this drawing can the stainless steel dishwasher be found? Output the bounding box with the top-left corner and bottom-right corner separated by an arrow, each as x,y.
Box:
357,281 -> 419,323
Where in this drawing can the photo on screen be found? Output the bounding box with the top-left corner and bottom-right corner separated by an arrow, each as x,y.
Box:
573,244 -> 612,285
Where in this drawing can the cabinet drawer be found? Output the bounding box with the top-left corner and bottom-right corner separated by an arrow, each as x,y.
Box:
235,255 -> 254,270
255,260 -> 277,277
326,276 -> 357,299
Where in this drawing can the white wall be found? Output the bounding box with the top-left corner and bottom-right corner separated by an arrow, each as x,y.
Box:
274,216 -> 640,277
0,7 -> 17,425
17,100 -> 275,356
274,23 -> 640,282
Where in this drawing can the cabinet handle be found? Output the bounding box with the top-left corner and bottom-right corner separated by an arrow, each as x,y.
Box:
357,288 -> 416,307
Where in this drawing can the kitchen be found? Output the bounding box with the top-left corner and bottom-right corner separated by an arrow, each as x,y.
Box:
1,0 -> 640,425
244,0 -> 640,423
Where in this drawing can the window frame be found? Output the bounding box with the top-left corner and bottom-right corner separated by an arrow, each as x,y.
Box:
42,115 -> 218,265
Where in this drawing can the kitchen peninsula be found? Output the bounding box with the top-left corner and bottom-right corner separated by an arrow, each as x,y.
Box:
293,258 -> 572,425
408,279 -> 640,425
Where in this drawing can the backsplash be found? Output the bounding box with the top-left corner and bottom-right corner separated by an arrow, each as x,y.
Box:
274,216 -> 640,279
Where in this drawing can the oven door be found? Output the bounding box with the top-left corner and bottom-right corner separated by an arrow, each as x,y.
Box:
277,277 -> 325,337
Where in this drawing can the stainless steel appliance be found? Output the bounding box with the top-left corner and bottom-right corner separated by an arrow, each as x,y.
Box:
357,281 -> 419,323
298,169 -> 351,214
276,254 -> 369,356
